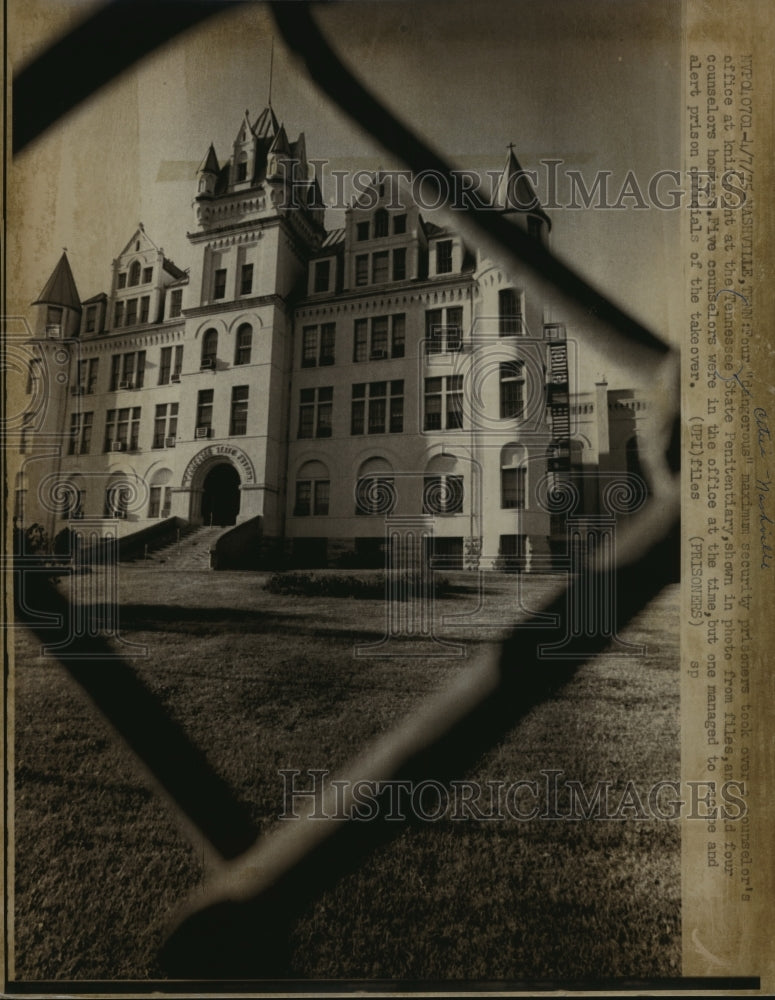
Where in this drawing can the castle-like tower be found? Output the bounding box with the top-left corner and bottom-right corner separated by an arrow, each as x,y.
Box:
18,104 -> 648,570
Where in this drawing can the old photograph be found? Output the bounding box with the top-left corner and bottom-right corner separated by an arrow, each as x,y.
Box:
3,0 -> 771,994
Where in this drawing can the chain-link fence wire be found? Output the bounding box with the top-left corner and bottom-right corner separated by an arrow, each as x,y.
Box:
9,0 -> 680,979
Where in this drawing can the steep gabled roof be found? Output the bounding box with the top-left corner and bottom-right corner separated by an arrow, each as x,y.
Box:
32,252 -> 82,311
198,143 -> 220,175
492,147 -> 551,228
253,105 -> 279,138
117,223 -> 160,258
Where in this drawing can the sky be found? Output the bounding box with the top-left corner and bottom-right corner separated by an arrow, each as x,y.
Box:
9,0 -> 682,387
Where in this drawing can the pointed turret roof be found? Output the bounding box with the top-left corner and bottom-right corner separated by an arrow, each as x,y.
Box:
198,143 -> 220,175
253,105 -> 279,139
493,147 -> 551,229
32,252 -> 82,311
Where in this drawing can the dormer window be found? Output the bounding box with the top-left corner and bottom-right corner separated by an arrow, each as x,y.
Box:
436,240 -> 453,274
314,260 -> 330,293
128,260 -> 141,286
236,153 -> 248,182
142,266 -> 153,284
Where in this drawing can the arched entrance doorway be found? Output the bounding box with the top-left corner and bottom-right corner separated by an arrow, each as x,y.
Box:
201,463 -> 241,526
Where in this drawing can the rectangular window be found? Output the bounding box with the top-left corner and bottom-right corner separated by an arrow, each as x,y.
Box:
319,323 -> 335,365
302,326 -> 317,368
149,486 -> 162,519
125,298 -> 138,326
110,354 -> 121,391
117,273 -> 127,290
230,385 -> 249,435
114,301 -> 124,328
153,402 -> 178,448
118,350 -> 146,389
85,306 -> 97,333
436,239 -> 453,274
351,380 -> 403,435
294,479 -> 330,516
501,467 -> 526,509
372,251 -> 389,284
447,374 -> 463,428
169,289 -> 183,318
355,254 -> 369,286
173,345 -> 183,379
235,326 -> 252,366
213,268 -> 227,300
77,358 -> 99,394
425,306 -> 463,354
139,296 -> 150,323
314,260 -> 330,293
356,221 -> 370,241
353,319 -> 368,362
499,288 -> 523,335
353,314 -> 405,362
313,480 -> 330,516
370,317 -> 388,358
393,214 -> 407,235
301,324 -> 336,367
240,263 -> 254,296
298,386 -> 333,438
68,412 -> 93,455
374,211 -> 389,238
197,389 -> 214,433
392,247 -> 406,281
142,266 -> 153,284
499,361 -> 525,419
424,375 -> 463,430
391,314 -> 406,359
104,407 -> 140,451
159,346 -> 172,385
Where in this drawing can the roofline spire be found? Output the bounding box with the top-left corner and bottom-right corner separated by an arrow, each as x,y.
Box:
268,37 -> 274,107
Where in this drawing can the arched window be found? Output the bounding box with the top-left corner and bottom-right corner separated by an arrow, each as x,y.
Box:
128,260 -> 141,287
500,444 -> 527,509
61,475 -> 85,520
148,468 -> 173,519
235,323 -> 252,365
355,456 -> 395,515
423,454 -> 463,515
294,460 -> 330,517
201,328 -> 218,369
104,474 -> 129,519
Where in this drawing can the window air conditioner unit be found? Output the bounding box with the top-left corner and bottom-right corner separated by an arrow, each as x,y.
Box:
45,325 -> 61,338
111,441 -> 124,452
195,426 -> 211,439
200,358 -> 215,370
165,436 -> 176,448
118,379 -> 133,390
170,373 -> 181,383
370,349 -> 387,360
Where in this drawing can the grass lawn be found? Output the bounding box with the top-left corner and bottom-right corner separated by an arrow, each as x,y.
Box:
13,569 -> 680,981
